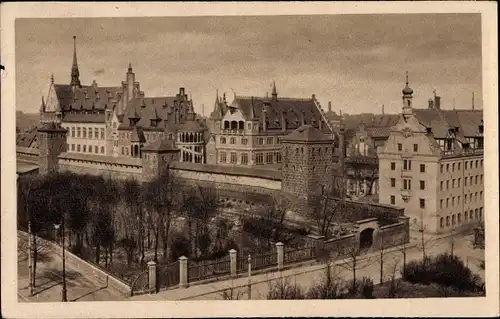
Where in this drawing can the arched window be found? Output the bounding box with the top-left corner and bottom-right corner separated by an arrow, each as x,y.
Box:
239,121 -> 244,130
440,217 -> 444,228
446,216 -> 450,226
224,121 -> 229,129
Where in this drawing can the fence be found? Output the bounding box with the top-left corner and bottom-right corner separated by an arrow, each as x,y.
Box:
158,260 -> 180,290
284,246 -> 315,264
188,255 -> 231,282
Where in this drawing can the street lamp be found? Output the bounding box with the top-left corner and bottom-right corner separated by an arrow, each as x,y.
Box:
54,222 -> 67,302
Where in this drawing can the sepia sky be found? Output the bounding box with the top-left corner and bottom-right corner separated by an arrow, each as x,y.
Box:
15,14 -> 482,116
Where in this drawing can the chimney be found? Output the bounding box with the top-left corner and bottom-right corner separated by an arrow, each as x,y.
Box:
472,92 -> 475,110
180,87 -> 185,96
328,101 -> 332,113
428,98 -> 434,109
262,108 -> 267,132
318,117 -> 322,130
281,111 -> 286,132
312,94 -> 316,100
300,111 -> 305,126
435,95 -> 441,110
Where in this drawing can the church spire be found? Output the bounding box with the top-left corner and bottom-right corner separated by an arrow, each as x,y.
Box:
70,36 -> 81,88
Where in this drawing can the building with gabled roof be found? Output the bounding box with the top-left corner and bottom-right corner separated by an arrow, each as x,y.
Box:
378,73 -> 484,234
206,82 -> 336,167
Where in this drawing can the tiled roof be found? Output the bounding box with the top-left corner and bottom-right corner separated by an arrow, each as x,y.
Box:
209,96 -> 228,120
413,108 -> 483,140
142,138 -> 177,152
283,125 -> 333,142
62,112 -> 106,123
231,96 -> 331,134
54,84 -> 122,111
16,130 -> 38,148
445,109 -> 483,137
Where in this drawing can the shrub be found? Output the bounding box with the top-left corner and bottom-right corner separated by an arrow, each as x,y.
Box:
306,267 -> 345,299
359,277 -> 374,299
267,277 -> 306,300
169,234 -> 190,261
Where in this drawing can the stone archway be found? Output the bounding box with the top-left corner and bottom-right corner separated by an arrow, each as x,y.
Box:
359,228 -> 375,251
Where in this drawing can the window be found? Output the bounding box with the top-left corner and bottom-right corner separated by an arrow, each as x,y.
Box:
71,144 -> 75,151
458,196 -> 461,204
398,143 -> 402,151
219,151 -> 227,163
94,145 -> 98,153
474,209 -> 478,219
452,197 -> 455,206
413,144 -> 418,152
452,179 -> 456,188
440,199 -> 443,209
470,210 -> 473,220
89,128 -> 93,139
446,164 -> 449,172
266,137 -> 273,144
452,215 -> 456,225
403,159 -> 411,170
440,217 -> 444,228
241,153 -> 248,165
419,198 -> 425,209
420,180 -> 425,190
480,159 -> 483,167
465,212 -> 468,221
465,161 -> 468,170
446,216 -> 450,226
420,164 -> 425,173
230,137 -> 236,145
220,137 -> 226,144
446,180 -> 449,189
440,164 -> 444,173
83,128 -> 87,138
230,152 -> 237,164
458,162 -> 461,170
479,207 -> 483,220
465,178 -> 468,186
121,147 -> 124,155
403,179 -> 411,190
464,194 -> 467,204
83,145 -> 86,152
276,152 -> 282,163
458,178 -> 461,187
77,144 -> 81,152
452,163 -> 455,171
446,198 -> 449,208
475,160 -> 478,168
475,192 -> 478,201
480,191 -> 483,200
257,138 -> 264,145
480,175 -> 483,184
391,162 -> 396,170
475,176 -> 478,184
256,152 -> 264,164
101,146 -> 104,154
71,127 -> 75,138
77,127 -> 81,138
97,128 -> 101,139
266,152 -> 273,163
241,138 -> 248,145
440,181 -> 443,190
390,196 -> 395,205
390,178 -> 396,187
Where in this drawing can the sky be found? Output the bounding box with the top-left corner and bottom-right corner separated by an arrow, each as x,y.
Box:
15,14 -> 482,116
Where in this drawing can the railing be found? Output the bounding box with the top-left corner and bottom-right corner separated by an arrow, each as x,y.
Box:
283,246 -> 315,264
222,129 -> 245,135
188,255 -> 231,282
251,251 -> 278,271
158,261 -> 180,290
130,270 -> 149,296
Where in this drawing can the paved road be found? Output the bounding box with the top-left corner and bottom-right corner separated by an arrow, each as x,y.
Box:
129,233 -> 484,301
17,233 -> 125,302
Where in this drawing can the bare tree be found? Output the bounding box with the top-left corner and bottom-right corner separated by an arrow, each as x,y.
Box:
337,246 -> 375,293
119,178 -> 144,265
377,232 -> 387,285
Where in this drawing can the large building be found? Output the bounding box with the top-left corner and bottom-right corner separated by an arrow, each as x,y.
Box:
38,36 -> 206,164
206,83 -> 336,167
378,74 -> 484,234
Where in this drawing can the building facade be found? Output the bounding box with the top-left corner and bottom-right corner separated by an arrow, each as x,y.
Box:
38,36 -> 207,163
206,83 -> 335,168
378,74 -> 484,234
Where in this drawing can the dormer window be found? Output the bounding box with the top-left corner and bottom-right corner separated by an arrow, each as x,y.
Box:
150,119 -> 158,127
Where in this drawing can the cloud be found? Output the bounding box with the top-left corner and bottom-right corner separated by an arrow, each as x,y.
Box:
92,68 -> 105,76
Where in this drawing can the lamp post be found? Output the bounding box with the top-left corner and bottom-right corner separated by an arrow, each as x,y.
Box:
54,222 -> 67,302
18,174 -> 34,296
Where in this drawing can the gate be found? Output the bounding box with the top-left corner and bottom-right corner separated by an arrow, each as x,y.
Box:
158,260 -> 180,290
130,270 -> 149,296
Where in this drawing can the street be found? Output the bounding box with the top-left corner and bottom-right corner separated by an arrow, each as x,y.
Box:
17,233 -> 125,302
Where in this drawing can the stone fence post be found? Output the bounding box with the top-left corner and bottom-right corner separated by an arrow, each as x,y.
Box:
179,256 -> 189,288
229,249 -> 237,278
276,242 -> 284,270
147,260 -> 157,293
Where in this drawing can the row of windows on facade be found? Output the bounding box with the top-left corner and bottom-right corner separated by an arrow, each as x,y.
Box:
69,143 -> 105,154
440,192 -> 483,209
439,208 -> 483,229
397,143 -> 421,153
389,196 -> 428,208
70,127 -> 105,139
439,175 -> 484,191
440,159 -> 483,173
390,178 -> 426,190
118,131 -> 174,141
390,160 -> 422,172
220,136 -> 282,145
219,151 -> 282,165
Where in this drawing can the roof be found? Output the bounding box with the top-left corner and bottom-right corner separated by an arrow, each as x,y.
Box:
142,138 -> 178,152
230,95 -> 331,134
130,126 -> 146,143
62,112 -> 106,123
209,95 -> 228,120
17,161 -> 39,174
16,129 -> 38,148
413,108 -> 483,140
53,84 -> 122,112
38,122 -> 67,132
283,125 -> 333,142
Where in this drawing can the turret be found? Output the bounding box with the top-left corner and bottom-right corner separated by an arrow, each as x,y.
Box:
70,36 -> 81,90
402,71 -> 414,117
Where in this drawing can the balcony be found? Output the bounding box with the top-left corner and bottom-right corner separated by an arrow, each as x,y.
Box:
222,129 -> 245,135
400,189 -> 412,202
